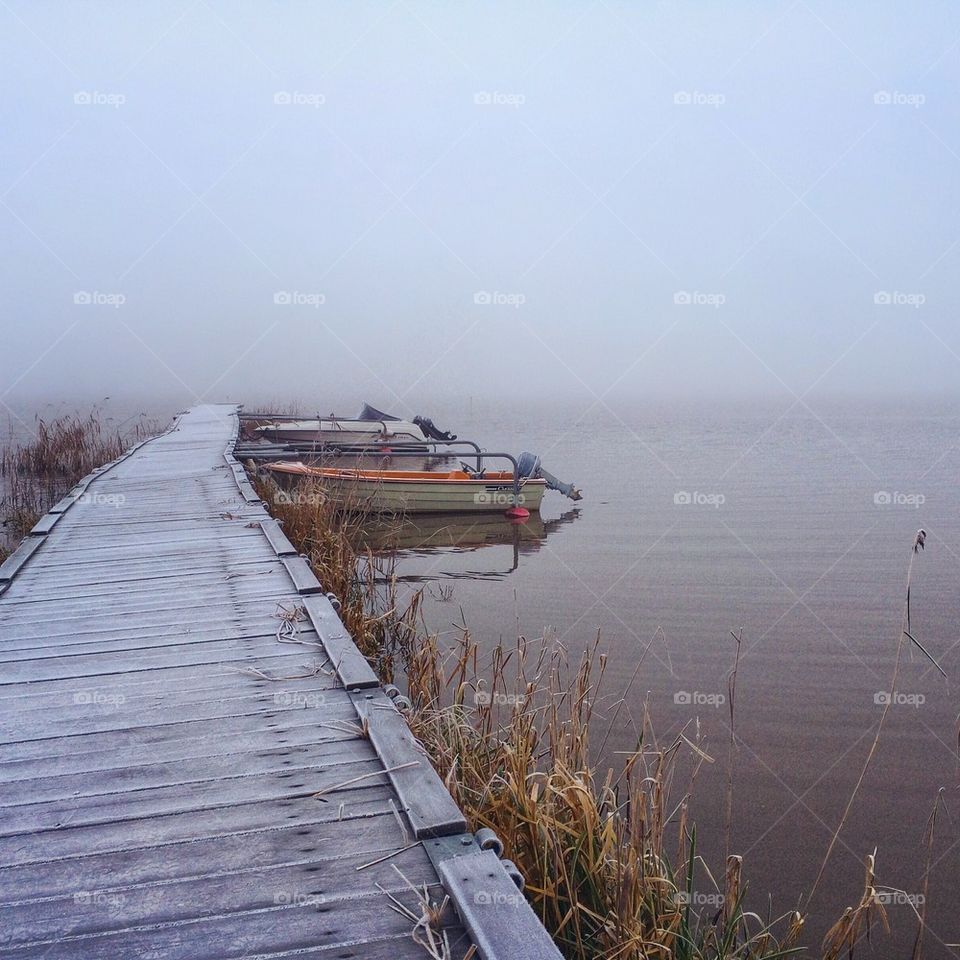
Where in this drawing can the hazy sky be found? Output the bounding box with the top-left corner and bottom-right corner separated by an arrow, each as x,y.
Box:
3,1 -> 959,416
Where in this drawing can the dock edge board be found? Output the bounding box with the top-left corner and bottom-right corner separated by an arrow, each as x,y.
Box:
279,555 -> 323,594
29,512 -> 63,536
0,537 -> 45,582
259,518 -> 298,557
300,594 -> 379,689
436,849 -> 564,960
350,689 -> 467,839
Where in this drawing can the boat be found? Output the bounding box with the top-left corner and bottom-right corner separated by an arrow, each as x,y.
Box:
264,462 -> 547,514
252,403 -> 456,450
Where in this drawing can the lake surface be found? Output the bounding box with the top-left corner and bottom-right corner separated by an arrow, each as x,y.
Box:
386,396 -> 960,956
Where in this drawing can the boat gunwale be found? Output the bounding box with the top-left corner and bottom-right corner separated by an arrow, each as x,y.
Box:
264,463 -> 547,487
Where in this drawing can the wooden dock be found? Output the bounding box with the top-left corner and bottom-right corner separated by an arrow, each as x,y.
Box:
0,404 -> 561,960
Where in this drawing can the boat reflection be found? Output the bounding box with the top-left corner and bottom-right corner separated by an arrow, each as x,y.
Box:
351,508 -> 581,579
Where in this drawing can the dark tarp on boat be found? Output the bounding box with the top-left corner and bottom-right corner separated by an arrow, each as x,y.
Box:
357,402 -> 457,441
357,403 -> 400,422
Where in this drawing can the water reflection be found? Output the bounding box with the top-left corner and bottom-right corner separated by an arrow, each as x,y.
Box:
351,507 -> 581,580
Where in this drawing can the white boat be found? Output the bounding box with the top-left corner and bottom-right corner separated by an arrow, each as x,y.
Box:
259,418 -> 428,445
264,463 -> 547,514
253,403 -> 455,450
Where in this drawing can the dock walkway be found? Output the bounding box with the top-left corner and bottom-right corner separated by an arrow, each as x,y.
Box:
0,404 -> 561,960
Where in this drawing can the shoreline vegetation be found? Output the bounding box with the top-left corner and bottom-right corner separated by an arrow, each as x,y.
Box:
0,411 -> 910,958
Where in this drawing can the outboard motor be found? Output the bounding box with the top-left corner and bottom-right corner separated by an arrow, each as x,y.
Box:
413,415 -> 457,442
518,451 -> 582,501
516,451 -> 541,479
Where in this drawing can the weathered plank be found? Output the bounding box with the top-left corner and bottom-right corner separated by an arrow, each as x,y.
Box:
302,593 -> 379,689
7,737 -> 377,806
437,849 -> 565,960
0,756 -> 389,837
29,512 -> 62,536
260,517 -> 298,556
0,617 -> 316,656
0,845 -> 441,942
0,887 -> 465,960
0,651 -> 334,705
281,555 -> 324,594
1,689 -> 352,743
0,814 -> 409,902
0,620 -> 309,660
0,644 -> 324,688
0,788 -> 400,868
0,537 -> 44,581
0,699 -> 347,760
352,689 -> 467,839
0,718 -> 355,781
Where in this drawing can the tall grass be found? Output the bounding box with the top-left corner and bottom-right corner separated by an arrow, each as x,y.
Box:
0,411 -> 149,553
256,474 -> 885,960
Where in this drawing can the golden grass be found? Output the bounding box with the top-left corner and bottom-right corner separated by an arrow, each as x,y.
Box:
256,474 -> 892,960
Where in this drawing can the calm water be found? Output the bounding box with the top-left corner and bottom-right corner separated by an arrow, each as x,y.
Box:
387,396 -> 960,956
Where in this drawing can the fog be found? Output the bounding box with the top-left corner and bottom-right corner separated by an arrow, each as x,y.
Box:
3,2 -> 959,417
